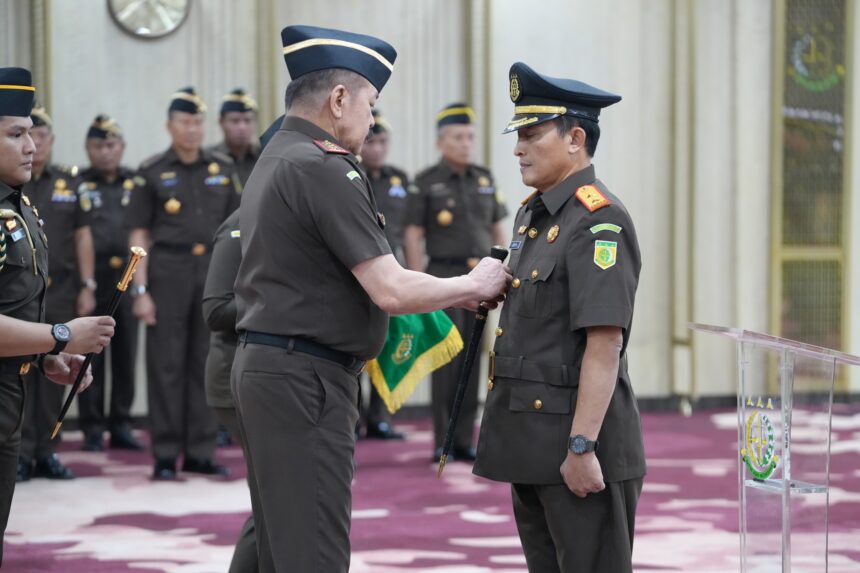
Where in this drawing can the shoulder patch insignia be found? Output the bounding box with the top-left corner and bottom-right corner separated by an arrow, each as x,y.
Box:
594,240 -> 617,270
346,170 -> 361,181
230,230 -> 241,239
314,140 -> 350,155
589,223 -> 622,234
575,185 -> 611,212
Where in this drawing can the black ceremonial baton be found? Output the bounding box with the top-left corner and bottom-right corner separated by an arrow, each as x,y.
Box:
51,246 -> 147,439
437,245 -> 508,478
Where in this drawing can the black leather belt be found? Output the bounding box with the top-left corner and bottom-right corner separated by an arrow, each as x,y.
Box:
0,360 -> 32,376
239,331 -> 366,374
154,242 -> 209,256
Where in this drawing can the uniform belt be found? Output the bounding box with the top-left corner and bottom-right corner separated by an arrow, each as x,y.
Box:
154,242 -> 209,256
239,331 -> 366,374
0,360 -> 32,376
429,257 -> 482,269
489,353 -> 579,388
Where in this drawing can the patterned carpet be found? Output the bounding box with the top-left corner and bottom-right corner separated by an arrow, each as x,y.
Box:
5,407 -> 860,572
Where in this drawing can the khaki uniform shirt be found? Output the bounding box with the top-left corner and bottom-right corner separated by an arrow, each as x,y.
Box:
203,209 -> 241,408
473,165 -> 646,484
127,147 -> 241,249
209,141 -> 261,187
235,116 -> 392,361
77,167 -> 139,262
404,160 -> 507,265
26,165 -> 90,321
0,182 -> 49,360
368,165 -> 409,258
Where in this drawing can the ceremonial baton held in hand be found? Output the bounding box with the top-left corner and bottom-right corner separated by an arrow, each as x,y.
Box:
50,246 -> 147,439
437,245 -> 509,478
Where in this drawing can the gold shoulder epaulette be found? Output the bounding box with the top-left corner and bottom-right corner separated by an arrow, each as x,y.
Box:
313,140 -> 349,155
575,184 -> 611,212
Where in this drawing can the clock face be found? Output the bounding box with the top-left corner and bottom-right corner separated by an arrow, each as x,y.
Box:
108,0 -> 191,40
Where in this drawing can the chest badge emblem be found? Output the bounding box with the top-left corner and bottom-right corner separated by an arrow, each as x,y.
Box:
164,197 -> 182,215
437,209 -> 453,226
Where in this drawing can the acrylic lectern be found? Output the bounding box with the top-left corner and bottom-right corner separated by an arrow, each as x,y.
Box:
690,323 -> 860,572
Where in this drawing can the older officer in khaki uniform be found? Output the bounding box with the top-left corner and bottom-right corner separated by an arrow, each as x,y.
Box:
473,62 -> 645,573
128,88 -> 240,480
76,115 -> 142,452
0,66 -> 114,565
209,88 -> 260,186
403,103 -> 508,462
19,104 -> 97,482
233,25 -> 510,573
357,108 -> 408,439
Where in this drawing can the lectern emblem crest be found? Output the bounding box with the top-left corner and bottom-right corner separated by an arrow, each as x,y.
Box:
741,397 -> 779,480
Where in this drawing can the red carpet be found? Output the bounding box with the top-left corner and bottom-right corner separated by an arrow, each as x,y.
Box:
5,408 -> 860,572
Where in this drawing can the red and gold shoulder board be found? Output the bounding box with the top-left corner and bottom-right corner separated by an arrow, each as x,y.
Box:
575,185 -> 611,212
314,140 -> 349,155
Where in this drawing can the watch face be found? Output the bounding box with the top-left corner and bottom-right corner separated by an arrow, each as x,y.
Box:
572,436 -> 587,453
108,0 -> 191,40
54,324 -> 71,342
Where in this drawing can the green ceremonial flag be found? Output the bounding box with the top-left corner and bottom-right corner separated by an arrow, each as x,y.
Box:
367,310 -> 463,414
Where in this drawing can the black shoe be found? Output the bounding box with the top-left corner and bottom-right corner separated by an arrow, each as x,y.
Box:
32,454 -> 75,479
82,432 -> 104,452
109,429 -> 143,451
182,458 -> 230,477
366,422 -> 406,440
216,425 -> 232,448
153,459 -> 177,481
452,446 -> 477,462
433,447 -> 451,464
16,460 -> 31,482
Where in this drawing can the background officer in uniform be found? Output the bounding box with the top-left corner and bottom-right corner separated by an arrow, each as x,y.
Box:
357,108 -> 408,440
75,114 -> 142,452
403,102 -> 508,462
209,88 -> 260,186
202,208 -> 256,573
472,62 -> 645,573
232,25 -> 510,572
198,118 -> 282,573
0,66 -> 114,565
19,104 -> 97,482
127,87 -> 240,480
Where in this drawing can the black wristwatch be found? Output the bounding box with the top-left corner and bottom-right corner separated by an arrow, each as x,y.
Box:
49,323 -> 71,355
568,434 -> 599,455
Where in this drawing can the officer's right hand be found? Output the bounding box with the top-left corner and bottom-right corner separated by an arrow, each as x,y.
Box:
133,293 -> 157,326
467,257 -> 511,302
65,316 -> 116,355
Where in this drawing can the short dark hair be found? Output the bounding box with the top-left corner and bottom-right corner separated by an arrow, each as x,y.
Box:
284,69 -> 366,110
555,115 -> 600,157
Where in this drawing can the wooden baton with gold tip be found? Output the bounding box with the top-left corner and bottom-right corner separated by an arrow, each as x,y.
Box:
50,246 -> 147,439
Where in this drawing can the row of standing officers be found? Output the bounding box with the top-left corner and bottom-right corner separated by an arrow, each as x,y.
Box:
9,84 -> 506,483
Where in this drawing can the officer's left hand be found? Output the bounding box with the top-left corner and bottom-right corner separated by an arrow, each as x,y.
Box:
43,353 -> 93,392
560,451 -> 605,498
77,288 -> 97,316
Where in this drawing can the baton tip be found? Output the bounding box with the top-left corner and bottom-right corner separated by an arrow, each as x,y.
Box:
50,422 -> 62,440
436,455 -> 448,479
